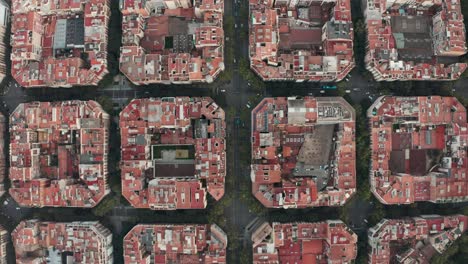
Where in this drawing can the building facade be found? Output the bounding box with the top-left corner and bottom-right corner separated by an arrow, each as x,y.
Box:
0,225 -> 6,264
0,0 -> 9,84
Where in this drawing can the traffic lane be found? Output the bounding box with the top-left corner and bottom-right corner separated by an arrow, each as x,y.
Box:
0,197 -> 32,226
3,79 -> 29,113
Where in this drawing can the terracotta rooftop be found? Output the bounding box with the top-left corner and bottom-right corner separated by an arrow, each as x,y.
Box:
120,97 -> 226,210
251,97 -> 356,208
364,0 -> 467,81
9,100 -> 110,208
12,220 -> 113,264
248,0 -> 354,82
119,0 -> 225,85
368,214 -> 468,264
252,221 -> 357,264
124,223 -> 227,263
10,0 -> 110,87
368,96 -> 468,204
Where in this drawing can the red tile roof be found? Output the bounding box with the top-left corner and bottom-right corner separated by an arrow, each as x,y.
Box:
10,0 -> 110,87
364,0 -> 467,81
368,96 -> 468,204
368,215 -> 468,263
124,224 -> 227,264
249,0 -> 354,82
12,220 -> 113,264
9,100 -> 110,208
119,0 -> 224,85
251,97 -> 356,208
120,97 -> 226,210
252,221 -> 357,264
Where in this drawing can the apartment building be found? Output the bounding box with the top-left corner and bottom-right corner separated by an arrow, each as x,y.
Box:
9,100 -> 110,207
10,0 -> 110,87
252,221 -> 357,263
249,0 -> 354,82
119,0 -> 225,84
368,96 -> 468,204
123,224 -> 227,263
120,97 -> 226,209
369,215 -> 468,263
251,97 -> 356,208
363,0 -> 467,81
12,220 -> 113,264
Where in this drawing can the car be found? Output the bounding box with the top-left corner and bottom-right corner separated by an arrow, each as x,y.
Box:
320,90 -> 325,94
246,104 -> 251,108
345,90 -> 351,93
221,89 -> 226,92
